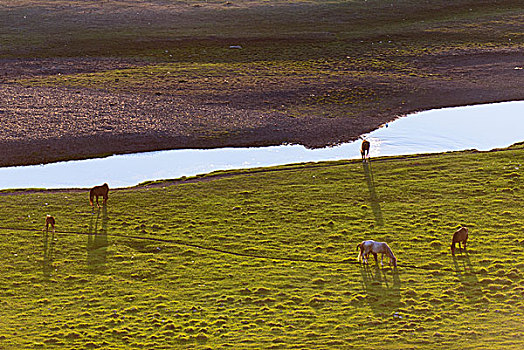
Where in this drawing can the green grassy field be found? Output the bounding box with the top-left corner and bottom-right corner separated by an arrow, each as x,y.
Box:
3,0 -> 522,59
0,144 -> 522,349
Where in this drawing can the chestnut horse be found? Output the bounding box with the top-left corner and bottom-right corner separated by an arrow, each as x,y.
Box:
361,139 -> 370,161
451,226 -> 468,255
44,215 -> 55,233
89,183 -> 109,207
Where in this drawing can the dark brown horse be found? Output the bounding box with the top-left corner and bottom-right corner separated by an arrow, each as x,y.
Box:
44,215 -> 55,233
361,139 -> 370,161
89,183 -> 109,207
451,226 -> 468,255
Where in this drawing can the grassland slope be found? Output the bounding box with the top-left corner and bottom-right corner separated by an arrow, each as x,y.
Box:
0,145 -> 522,348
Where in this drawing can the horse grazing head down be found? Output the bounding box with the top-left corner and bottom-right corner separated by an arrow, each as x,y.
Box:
361,139 -> 370,161
44,215 -> 55,233
451,226 -> 468,255
89,183 -> 109,207
358,240 -> 397,267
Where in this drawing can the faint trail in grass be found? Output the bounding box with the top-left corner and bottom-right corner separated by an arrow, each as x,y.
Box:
0,225 -> 359,265
0,225 -> 510,277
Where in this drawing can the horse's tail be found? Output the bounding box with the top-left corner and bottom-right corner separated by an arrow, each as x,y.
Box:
89,189 -> 94,206
357,243 -> 364,261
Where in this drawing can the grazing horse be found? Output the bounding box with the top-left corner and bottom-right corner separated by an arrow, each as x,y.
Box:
451,226 -> 468,255
44,215 -> 55,233
89,183 -> 109,207
357,240 -> 397,267
361,139 -> 370,161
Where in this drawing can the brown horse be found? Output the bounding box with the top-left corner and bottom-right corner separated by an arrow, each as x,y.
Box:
451,226 -> 468,255
44,215 -> 55,233
89,183 -> 109,207
361,139 -> 370,161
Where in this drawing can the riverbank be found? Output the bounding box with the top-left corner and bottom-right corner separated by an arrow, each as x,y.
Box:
1,0 -> 523,167
1,101 -> 523,190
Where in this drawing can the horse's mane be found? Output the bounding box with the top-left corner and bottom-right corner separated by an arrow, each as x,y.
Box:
384,243 -> 396,259
90,183 -> 108,194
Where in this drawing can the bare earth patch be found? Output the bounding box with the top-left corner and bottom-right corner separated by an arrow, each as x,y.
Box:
1,50 -> 522,167
0,0 -> 523,166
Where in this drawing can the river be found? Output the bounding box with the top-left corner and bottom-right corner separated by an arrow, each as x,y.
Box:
0,100 -> 522,189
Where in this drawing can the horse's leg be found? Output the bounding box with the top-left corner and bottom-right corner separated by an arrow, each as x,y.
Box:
358,248 -> 364,263
365,251 -> 372,264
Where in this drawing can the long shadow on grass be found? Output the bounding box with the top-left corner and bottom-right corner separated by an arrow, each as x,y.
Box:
362,161 -> 384,227
42,230 -> 55,278
359,264 -> 401,315
87,206 -> 109,274
452,252 -> 483,304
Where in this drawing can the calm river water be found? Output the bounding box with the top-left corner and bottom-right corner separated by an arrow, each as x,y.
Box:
1,101 -> 522,189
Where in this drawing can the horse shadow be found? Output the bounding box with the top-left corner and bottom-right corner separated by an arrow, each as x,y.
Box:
362,161 -> 384,227
359,263 -> 401,315
452,252 -> 483,304
87,206 -> 109,273
42,230 -> 55,278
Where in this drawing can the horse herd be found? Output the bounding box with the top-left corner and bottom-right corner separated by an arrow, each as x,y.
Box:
43,183 -> 109,233
355,224 -> 468,269
357,139 -> 469,268
42,141 -> 470,268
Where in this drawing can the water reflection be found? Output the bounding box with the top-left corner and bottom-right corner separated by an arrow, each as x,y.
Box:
359,264 -> 401,315
362,161 -> 383,226
87,206 -> 109,273
0,101 -> 523,189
